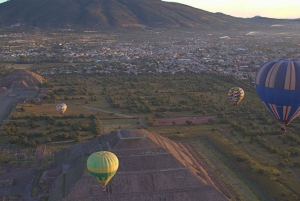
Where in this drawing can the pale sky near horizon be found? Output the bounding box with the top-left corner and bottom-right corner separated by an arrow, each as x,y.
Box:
0,0 -> 299,19
162,0 -> 300,19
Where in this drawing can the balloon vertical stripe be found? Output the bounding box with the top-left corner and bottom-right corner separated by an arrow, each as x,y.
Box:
266,61 -> 282,88
283,106 -> 291,121
255,58 -> 300,125
265,103 -> 274,119
255,61 -> 273,84
295,61 -> 300,90
263,102 -> 279,119
269,104 -> 280,119
284,61 -> 295,90
288,107 -> 300,123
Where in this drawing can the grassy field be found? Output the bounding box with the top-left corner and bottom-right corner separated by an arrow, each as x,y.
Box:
15,102 -> 93,116
216,124 -> 300,199
45,141 -> 79,154
191,140 -> 260,201
85,95 -> 110,110
101,118 -> 139,133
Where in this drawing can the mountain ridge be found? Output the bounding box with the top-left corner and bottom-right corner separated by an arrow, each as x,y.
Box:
0,0 -> 298,29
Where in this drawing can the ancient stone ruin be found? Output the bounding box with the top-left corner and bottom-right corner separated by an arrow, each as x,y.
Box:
46,129 -> 230,201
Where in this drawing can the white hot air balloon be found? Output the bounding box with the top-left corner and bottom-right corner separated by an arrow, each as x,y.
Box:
56,103 -> 67,115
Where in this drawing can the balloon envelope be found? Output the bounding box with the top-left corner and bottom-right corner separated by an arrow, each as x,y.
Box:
56,103 -> 67,114
87,151 -> 119,187
255,58 -> 300,125
228,87 -> 244,105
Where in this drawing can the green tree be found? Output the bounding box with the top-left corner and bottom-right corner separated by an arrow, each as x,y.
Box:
186,120 -> 193,125
46,137 -> 52,143
75,135 -> 82,142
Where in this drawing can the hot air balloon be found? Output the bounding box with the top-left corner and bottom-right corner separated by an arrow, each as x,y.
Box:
228,87 -> 244,106
255,58 -> 300,128
87,151 -> 119,191
56,103 -> 67,115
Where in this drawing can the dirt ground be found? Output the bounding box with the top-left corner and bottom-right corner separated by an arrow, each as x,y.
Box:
154,116 -> 217,126
0,145 -> 46,200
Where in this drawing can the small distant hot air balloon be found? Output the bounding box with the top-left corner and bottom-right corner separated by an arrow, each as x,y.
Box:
255,58 -> 300,132
87,151 -> 119,191
228,87 -> 244,106
56,103 -> 67,115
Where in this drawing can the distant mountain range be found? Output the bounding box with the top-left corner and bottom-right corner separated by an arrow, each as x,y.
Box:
0,0 -> 298,29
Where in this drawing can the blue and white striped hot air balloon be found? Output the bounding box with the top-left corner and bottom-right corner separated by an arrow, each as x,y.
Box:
255,58 -> 300,126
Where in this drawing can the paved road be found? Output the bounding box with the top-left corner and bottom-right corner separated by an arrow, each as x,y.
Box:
0,88 -> 35,124
0,95 -> 16,121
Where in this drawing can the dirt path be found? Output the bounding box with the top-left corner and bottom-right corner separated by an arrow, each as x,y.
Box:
138,117 -> 147,126
33,145 -> 45,167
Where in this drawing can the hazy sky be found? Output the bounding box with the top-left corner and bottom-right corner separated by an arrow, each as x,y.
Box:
163,0 -> 300,19
0,0 -> 299,19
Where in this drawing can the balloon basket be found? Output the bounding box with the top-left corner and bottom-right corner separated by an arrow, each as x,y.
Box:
280,126 -> 286,134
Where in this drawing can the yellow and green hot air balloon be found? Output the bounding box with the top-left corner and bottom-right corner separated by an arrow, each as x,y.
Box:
87,151 -> 119,191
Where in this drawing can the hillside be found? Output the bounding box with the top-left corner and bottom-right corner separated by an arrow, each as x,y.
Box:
0,0 -> 295,30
